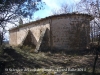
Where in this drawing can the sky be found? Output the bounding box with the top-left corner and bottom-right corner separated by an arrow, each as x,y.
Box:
5,0 -> 81,41
33,0 -> 80,19
8,0 -> 81,28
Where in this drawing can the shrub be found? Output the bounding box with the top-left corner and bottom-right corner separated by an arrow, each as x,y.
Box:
16,45 -> 35,53
22,45 -> 31,51
29,49 -> 35,53
0,44 -> 5,55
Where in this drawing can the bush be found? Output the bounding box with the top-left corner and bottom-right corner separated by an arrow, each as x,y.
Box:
0,45 -> 5,55
16,45 -> 35,53
29,49 -> 35,53
22,45 -> 31,51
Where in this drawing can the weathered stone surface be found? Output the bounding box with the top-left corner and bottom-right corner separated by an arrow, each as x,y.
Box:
35,28 -> 49,52
9,13 -> 93,51
22,30 -> 37,48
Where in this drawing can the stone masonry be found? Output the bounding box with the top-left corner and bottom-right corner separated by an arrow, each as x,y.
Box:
9,13 -> 93,51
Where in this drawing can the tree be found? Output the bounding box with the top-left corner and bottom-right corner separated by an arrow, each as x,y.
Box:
19,17 -> 23,25
0,0 -> 45,45
76,0 -> 100,74
76,0 -> 100,41
0,1 -> 45,74
0,31 -> 3,45
51,3 -> 71,15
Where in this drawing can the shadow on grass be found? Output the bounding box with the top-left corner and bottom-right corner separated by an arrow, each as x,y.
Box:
2,47 -> 100,75
67,71 -> 100,75
42,48 -> 99,56
3,47 -> 41,68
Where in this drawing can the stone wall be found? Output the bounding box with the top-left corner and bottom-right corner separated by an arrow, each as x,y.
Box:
51,16 -> 71,49
9,20 -> 50,47
51,14 -> 92,50
9,30 -> 17,46
9,13 -> 93,51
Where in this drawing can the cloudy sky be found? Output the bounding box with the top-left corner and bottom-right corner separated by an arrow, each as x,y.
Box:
34,0 -> 80,19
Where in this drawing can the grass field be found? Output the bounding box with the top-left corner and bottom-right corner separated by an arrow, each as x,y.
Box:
0,45 -> 100,75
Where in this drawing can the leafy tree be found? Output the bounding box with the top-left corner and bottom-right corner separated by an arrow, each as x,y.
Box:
0,1 -> 45,74
0,0 -> 45,45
